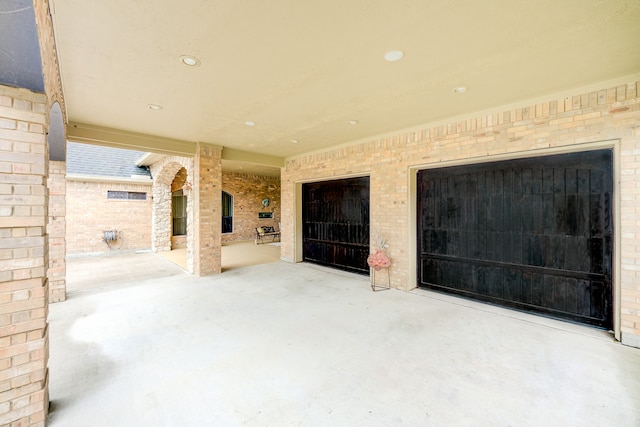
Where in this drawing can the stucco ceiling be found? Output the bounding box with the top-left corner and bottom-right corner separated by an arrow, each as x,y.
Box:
50,0 -> 640,174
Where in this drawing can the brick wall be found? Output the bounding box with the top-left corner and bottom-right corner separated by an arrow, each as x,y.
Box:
222,172 -> 280,242
66,179 -> 152,255
47,161 -> 65,302
0,85 -> 50,426
282,79 -> 640,347
193,144 -> 222,275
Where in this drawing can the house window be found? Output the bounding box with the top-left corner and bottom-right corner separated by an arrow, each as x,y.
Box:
222,191 -> 233,234
107,191 -> 147,200
172,189 -> 187,236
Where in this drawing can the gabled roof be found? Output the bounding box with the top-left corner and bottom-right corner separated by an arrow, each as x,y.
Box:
66,142 -> 151,179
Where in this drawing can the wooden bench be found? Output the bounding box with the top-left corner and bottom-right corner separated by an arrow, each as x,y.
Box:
255,226 -> 280,244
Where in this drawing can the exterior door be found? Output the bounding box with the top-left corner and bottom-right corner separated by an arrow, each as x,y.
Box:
303,177 -> 370,274
417,150 -> 613,329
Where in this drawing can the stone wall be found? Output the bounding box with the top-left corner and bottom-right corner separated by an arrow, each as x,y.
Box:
222,172 -> 281,242
281,79 -> 640,347
149,156 -> 193,254
66,179 -> 152,255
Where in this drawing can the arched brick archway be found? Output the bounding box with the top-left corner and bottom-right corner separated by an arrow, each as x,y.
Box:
47,101 -> 67,302
152,160 -> 193,255
150,145 -> 222,276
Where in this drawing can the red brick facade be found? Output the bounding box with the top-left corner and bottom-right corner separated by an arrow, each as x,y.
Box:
222,172 -> 281,242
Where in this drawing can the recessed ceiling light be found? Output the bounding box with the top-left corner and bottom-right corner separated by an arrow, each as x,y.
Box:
290,139 -> 299,144
179,55 -> 201,67
347,120 -> 359,125
453,86 -> 467,94
147,104 -> 163,110
384,50 -> 404,62
245,121 -> 256,126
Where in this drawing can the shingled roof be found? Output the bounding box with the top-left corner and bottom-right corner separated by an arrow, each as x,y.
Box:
66,142 -> 151,179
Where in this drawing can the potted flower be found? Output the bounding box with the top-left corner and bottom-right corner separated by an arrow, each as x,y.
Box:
367,232 -> 390,270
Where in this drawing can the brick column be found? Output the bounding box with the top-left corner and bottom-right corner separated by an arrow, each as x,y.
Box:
192,143 -> 222,276
47,161 -> 65,302
0,86 -> 50,426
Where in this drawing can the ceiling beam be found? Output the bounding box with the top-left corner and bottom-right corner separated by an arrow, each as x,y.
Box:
221,147 -> 284,168
67,122 -> 285,168
67,122 -> 197,156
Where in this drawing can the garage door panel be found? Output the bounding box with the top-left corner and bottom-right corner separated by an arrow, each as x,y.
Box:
590,238 -> 604,274
421,262 -> 610,326
577,194 -> 589,235
504,270 -> 522,303
524,234 -> 544,267
564,277 -> 579,314
530,273 -> 544,306
577,279 -> 591,317
590,281 -> 606,319
303,177 -> 370,275
590,194 -> 604,236
417,150 -> 613,328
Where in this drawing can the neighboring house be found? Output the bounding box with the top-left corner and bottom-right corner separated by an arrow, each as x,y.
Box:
66,142 -> 153,255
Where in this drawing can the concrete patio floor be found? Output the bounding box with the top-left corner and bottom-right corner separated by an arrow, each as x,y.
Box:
48,253 -> 640,426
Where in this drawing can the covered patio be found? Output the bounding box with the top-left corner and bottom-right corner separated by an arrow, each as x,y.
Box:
48,253 -> 640,426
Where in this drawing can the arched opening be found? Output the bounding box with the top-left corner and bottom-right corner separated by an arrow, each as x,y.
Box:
171,168 -> 188,248
222,191 -> 233,234
48,101 -> 65,161
152,162 -> 190,253
47,101 -> 67,303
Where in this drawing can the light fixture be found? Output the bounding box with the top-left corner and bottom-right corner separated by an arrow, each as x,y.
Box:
384,50 -> 404,62
179,55 -> 201,67
347,120 -> 359,125
290,139 -> 299,144
147,104 -> 163,110
245,121 -> 256,126
453,86 -> 467,94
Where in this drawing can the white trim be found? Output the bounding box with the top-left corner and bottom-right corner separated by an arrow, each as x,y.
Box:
66,173 -> 153,185
136,152 -> 165,166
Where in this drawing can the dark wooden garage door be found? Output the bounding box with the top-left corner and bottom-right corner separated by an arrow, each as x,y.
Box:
303,177 -> 370,274
417,150 -> 613,329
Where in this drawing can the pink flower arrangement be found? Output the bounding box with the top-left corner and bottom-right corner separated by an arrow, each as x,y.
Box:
367,249 -> 391,270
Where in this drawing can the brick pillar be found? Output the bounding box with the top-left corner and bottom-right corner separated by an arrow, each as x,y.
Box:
192,143 -> 222,276
0,86 -> 50,426
47,161 -> 66,302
